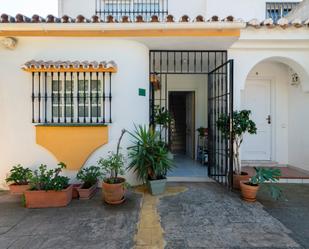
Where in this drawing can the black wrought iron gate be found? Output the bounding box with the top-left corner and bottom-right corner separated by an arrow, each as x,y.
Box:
149,51 -> 234,188
208,60 -> 234,188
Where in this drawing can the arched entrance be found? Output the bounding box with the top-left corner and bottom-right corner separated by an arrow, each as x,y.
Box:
241,56 -> 309,170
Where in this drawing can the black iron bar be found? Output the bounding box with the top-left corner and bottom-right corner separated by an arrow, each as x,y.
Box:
90,73 -> 93,123
83,72 -> 86,123
32,72 -> 35,123
109,72 -> 112,123
70,72 -> 73,123
38,72 -> 41,123
102,72 -> 106,123
44,72 -> 47,123
96,72 -> 99,123
57,72 -> 60,123
77,72 -> 80,123
64,72 -> 67,123
51,72 -> 54,123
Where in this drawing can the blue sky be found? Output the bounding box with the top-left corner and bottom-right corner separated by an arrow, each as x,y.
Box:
0,0 -> 58,16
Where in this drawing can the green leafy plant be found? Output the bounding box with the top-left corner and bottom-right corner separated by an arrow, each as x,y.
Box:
5,165 -> 32,185
127,125 -> 173,182
248,167 -> 282,200
154,106 -> 173,128
98,152 -> 125,184
97,129 -> 127,184
217,110 -> 257,175
197,127 -> 207,137
76,166 -> 102,189
29,162 -> 69,191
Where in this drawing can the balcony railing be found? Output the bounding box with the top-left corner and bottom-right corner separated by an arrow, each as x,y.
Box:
266,2 -> 300,22
95,0 -> 168,21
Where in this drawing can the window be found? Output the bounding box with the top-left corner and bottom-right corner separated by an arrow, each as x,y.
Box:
266,2 -> 300,22
96,0 -> 168,21
23,60 -> 116,125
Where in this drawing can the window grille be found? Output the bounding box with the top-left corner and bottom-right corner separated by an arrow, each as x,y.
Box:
266,2 -> 299,22
22,61 -> 116,124
95,0 -> 168,21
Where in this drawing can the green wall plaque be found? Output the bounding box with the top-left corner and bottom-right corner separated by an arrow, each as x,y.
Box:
138,88 -> 146,96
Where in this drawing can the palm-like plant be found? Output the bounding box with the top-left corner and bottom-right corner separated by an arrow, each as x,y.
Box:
127,125 -> 173,182
249,167 -> 282,199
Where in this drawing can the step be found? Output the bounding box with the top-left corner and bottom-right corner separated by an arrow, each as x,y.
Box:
241,160 -> 279,167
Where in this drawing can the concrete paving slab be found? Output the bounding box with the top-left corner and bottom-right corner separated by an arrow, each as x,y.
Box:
0,189 -> 142,249
158,183 -> 303,249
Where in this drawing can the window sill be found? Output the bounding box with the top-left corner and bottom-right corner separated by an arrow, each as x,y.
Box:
35,123 -> 108,127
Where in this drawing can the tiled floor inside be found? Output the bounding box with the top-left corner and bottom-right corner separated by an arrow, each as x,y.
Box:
167,155 -> 208,177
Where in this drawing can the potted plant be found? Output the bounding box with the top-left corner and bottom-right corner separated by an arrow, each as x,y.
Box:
99,129 -> 127,205
24,162 -> 72,208
5,165 -> 32,194
240,167 -> 281,202
154,106 -> 172,128
217,110 -> 257,190
127,125 -> 173,195
197,127 -> 208,137
76,166 -> 102,200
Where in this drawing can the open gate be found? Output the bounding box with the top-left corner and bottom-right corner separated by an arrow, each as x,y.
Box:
208,60 -> 234,188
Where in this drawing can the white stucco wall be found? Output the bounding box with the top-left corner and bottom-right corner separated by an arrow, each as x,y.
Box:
206,0 -> 301,20
0,38 -> 149,189
231,44 -> 309,171
288,82 -> 309,170
59,0 -> 301,20
59,0 -> 96,17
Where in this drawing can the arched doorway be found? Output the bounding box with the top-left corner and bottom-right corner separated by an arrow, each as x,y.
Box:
241,56 -> 309,170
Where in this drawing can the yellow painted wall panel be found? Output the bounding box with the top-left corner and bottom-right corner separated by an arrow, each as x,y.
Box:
36,126 -> 108,170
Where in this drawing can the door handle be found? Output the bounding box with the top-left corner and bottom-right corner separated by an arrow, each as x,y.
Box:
266,115 -> 271,124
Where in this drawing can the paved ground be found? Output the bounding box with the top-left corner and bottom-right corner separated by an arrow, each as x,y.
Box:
0,190 -> 142,249
0,183 -> 308,249
258,184 -> 309,249
167,155 -> 208,177
158,183 -> 303,249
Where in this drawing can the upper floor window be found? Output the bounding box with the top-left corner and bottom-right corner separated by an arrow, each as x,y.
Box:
266,2 -> 300,22
95,0 -> 168,21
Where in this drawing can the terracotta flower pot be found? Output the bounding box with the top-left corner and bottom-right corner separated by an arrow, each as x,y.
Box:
72,184 -> 82,199
233,172 -> 250,190
24,185 -> 73,208
77,182 -> 97,200
8,184 -> 30,194
102,177 -> 126,205
240,181 -> 260,202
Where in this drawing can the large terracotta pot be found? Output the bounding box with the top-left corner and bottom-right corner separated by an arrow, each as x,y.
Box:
240,181 -> 259,202
24,185 -> 73,208
233,172 -> 250,190
9,184 -> 30,194
77,182 -> 97,200
102,177 -> 126,205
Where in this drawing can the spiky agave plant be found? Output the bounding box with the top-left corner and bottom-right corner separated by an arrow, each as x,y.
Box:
127,125 -> 173,182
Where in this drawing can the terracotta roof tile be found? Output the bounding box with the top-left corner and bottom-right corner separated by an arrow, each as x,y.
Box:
22,60 -> 117,70
0,13 -> 308,29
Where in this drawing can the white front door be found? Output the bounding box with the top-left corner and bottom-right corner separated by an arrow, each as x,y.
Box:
241,79 -> 272,160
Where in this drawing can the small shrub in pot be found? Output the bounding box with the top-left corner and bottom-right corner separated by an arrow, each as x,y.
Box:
99,129 -> 127,204
76,166 -> 102,200
6,165 -> 32,194
25,162 -> 72,208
